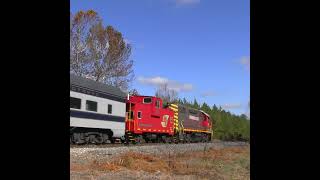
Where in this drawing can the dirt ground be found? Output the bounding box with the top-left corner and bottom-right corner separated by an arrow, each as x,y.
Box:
71,145 -> 250,180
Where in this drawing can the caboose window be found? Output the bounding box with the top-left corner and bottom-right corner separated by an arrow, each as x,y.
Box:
143,97 -> 152,104
156,100 -> 160,108
108,104 -> 112,114
70,97 -> 81,109
86,100 -> 97,112
138,111 -> 142,119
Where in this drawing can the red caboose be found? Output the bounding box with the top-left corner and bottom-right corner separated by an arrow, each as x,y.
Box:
125,95 -> 174,143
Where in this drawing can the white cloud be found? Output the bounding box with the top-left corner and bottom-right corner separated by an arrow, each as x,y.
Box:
175,0 -> 200,5
137,76 -> 193,92
201,90 -> 216,97
138,76 -> 168,85
240,56 -> 250,70
221,103 -> 242,109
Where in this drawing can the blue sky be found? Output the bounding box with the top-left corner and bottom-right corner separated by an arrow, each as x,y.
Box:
71,0 -> 250,116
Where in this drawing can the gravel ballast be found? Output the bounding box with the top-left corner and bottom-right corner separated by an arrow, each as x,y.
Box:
70,141 -> 248,161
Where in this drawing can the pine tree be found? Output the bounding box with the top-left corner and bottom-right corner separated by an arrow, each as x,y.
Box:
201,102 -> 211,113
212,104 -> 218,112
177,98 -> 182,105
193,98 -> 200,109
183,98 -> 188,105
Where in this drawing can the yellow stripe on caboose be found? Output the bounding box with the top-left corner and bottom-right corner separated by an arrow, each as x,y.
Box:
170,104 -> 178,108
169,103 -> 180,132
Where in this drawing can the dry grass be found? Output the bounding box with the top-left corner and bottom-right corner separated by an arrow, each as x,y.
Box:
111,152 -> 170,173
160,146 -> 250,179
71,146 -> 250,180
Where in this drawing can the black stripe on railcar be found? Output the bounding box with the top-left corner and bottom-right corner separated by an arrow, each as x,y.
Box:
70,109 -> 125,123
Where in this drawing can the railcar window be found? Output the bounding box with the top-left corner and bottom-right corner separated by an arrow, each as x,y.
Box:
138,111 -> 142,119
70,97 -> 81,109
108,104 -> 112,114
156,100 -> 160,108
143,97 -> 152,104
86,100 -> 97,112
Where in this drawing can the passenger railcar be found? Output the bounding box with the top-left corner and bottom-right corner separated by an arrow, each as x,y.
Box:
70,74 -> 127,144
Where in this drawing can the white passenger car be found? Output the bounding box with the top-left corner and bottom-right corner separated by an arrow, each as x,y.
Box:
70,74 -> 127,144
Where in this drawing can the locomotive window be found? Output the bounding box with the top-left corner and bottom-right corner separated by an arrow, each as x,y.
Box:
86,100 -> 97,112
108,104 -> 112,114
70,97 -> 81,109
189,109 -> 197,115
143,97 -> 152,104
156,100 -> 160,108
138,111 -> 142,119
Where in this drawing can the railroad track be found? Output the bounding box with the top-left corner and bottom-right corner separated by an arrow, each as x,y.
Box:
70,141 -> 247,149
70,143 -> 154,149
70,142 -> 193,149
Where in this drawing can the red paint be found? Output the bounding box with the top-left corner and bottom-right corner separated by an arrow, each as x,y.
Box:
200,111 -> 212,130
126,95 -> 174,136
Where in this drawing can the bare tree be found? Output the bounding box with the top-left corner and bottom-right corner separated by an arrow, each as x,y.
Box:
155,83 -> 178,103
128,88 -> 139,96
86,22 -> 109,82
70,10 -> 134,91
70,10 -> 100,76
102,26 -> 134,90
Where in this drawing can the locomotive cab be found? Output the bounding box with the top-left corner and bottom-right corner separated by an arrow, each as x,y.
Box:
200,110 -> 212,130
